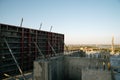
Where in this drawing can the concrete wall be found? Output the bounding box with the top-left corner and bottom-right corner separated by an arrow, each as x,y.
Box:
33,60 -> 49,80
64,57 -> 82,80
64,57 -> 110,69
48,56 -> 64,80
33,56 -> 111,80
82,69 -> 112,80
33,56 -> 63,80
64,57 -> 111,80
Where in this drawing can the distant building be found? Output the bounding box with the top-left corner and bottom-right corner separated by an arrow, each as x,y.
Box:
111,36 -> 115,55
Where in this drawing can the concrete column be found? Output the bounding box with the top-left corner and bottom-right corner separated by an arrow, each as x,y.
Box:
33,60 -> 48,80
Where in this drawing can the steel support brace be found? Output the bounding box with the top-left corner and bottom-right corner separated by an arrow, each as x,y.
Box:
4,38 -> 26,80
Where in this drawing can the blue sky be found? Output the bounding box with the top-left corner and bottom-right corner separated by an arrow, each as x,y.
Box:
0,0 -> 120,44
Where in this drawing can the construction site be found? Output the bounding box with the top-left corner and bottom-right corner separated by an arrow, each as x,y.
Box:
0,23 -> 117,80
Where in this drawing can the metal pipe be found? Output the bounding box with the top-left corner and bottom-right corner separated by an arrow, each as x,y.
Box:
20,18 -> 23,27
34,42 -> 45,59
48,41 -> 56,54
50,26 -> 52,32
39,23 -> 42,30
48,26 -> 57,55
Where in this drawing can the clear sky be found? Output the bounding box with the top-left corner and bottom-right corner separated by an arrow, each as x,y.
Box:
0,0 -> 120,44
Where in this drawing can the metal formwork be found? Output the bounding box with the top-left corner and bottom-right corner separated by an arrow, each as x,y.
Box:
0,23 -> 64,79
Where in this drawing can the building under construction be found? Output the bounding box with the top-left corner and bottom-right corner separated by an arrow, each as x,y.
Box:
0,23 -> 64,79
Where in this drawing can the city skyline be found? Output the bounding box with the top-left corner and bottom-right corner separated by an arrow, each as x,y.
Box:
0,0 -> 120,44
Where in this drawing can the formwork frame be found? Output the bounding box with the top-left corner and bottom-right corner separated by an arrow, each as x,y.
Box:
0,23 -> 64,79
